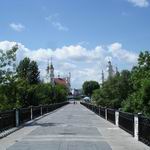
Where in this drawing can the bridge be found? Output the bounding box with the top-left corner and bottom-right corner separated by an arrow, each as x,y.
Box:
0,103 -> 149,150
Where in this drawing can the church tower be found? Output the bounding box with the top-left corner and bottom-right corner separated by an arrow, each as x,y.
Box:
50,58 -> 54,85
108,61 -> 114,79
102,70 -> 104,84
46,60 -> 50,82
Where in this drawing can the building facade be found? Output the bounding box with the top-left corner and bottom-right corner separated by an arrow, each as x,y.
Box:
46,59 -> 71,91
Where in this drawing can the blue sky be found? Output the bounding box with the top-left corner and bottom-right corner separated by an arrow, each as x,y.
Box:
0,0 -> 150,88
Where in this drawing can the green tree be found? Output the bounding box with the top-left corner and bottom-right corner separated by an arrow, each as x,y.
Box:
92,70 -> 132,109
0,45 -> 18,84
28,61 -> 40,84
122,51 -> 150,116
35,83 -> 53,105
82,81 -> 100,97
17,57 -> 40,84
17,57 -> 30,81
0,45 -> 18,110
53,85 -> 68,103
16,79 -> 39,107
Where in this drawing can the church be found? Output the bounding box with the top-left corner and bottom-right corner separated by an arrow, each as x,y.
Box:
46,59 -> 71,91
101,61 -> 118,84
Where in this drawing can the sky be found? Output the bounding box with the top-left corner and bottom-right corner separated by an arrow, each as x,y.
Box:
0,0 -> 150,88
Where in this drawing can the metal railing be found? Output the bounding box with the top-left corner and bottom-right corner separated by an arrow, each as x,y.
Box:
80,101 -> 150,147
32,106 -> 41,119
42,105 -> 48,114
119,111 -> 134,136
107,108 -> 116,124
100,107 -> 106,119
0,110 -> 16,133
139,116 -> 150,146
95,106 -> 100,115
19,108 -> 31,124
0,102 -> 69,134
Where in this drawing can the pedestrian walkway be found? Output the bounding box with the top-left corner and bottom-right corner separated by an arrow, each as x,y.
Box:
0,103 -> 149,150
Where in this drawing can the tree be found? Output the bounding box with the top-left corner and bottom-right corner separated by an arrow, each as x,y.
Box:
122,51 -> 150,116
17,57 -> 40,84
28,61 -> 40,84
16,79 -> 39,107
91,51 -> 150,116
53,85 -> 68,103
0,45 -> 18,84
17,57 -> 30,81
82,81 -> 100,97
92,70 -> 132,109
0,45 -> 18,110
35,83 -> 53,105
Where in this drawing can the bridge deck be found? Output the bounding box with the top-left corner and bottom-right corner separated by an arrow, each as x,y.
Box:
0,103 -> 149,150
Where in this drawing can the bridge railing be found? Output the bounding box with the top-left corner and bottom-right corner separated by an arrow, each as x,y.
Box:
100,107 -> 106,119
0,110 -> 16,133
107,108 -> 116,124
80,101 -> 150,147
0,101 -> 69,135
32,106 -> 41,119
139,116 -> 150,146
119,111 -> 134,136
19,108 -> 31,124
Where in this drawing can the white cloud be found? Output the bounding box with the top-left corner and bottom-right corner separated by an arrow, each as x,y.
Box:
45,14 -> 69,31
0,41 -> 138,88
108,42 -> 138,63
127,0 -> 149,7
9,23 -> 25,32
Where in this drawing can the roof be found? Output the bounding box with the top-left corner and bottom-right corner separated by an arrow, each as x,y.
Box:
54,78 -> 67,86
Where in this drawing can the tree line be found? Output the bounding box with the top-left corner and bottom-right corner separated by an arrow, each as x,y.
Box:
82,51 -> 150,117
0,45 -> 68,110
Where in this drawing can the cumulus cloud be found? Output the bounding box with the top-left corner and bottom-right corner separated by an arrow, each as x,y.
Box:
9,23 -> 25,32
127,0 -> 149,7
0,41 -> 138,88
108,42 -> 138,63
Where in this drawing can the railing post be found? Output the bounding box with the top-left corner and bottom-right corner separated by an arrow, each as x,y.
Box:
105,108 -> 107,120
30,106 -> 33,120
40,105 -> 43,116
99,107 -> 101,116
115,110 -> 119,126
15,109 -> 19,127
134,114 -> 139,140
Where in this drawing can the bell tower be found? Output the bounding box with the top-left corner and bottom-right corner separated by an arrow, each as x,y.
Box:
50,57 -> 54,85
108,61 -> 114,79
102,70 -> 104,84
